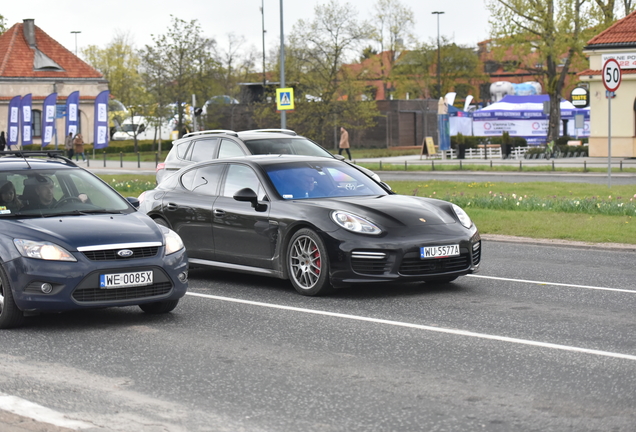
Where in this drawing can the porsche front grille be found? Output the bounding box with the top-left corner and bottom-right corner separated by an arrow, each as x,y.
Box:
399,253 -> 471,276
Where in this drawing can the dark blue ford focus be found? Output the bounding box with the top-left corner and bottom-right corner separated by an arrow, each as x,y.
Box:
0,152 -> 188,329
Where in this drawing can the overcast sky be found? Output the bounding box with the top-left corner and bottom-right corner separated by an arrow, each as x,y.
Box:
3,0 -> 491,59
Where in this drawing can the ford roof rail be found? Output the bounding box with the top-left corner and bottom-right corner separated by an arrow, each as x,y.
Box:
241,129 -> 297,136
0,150 -> 78,168
183,129 -> 238,138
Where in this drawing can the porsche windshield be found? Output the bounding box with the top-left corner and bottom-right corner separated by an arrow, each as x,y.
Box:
265,161 -> 388,200
0,169 -> 133,217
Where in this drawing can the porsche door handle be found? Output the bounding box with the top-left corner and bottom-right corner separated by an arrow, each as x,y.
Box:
166,203 -> 179,211
213,209 -> 226,217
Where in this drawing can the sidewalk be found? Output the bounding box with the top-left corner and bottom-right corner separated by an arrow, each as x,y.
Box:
82,155 -> 636,174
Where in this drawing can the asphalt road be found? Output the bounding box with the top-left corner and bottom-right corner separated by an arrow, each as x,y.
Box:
1,240 -> 635,431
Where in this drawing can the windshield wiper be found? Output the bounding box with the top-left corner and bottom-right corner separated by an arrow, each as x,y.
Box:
42,209 -> 125,217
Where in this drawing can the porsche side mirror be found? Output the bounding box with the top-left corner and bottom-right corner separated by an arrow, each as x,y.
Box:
234,188 -> 267,212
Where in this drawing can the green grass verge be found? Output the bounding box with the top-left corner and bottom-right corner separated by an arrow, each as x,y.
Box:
100,174 -> 636,244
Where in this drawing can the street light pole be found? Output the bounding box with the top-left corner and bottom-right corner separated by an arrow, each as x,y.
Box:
279,0 -> 286,129
71,31 -> 81,56
431,11 -> 444,99
261,0 -> 267,87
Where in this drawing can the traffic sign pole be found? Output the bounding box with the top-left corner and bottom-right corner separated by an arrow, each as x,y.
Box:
602,58 -> 622,188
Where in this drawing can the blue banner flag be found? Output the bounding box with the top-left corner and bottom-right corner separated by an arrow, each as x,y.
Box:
20,94 -> 33,146
7,96 -> 21,148
437,114 -> 450,151
93,90 -> 110,149
42,93 -> 57,147
65,91 -> 80,137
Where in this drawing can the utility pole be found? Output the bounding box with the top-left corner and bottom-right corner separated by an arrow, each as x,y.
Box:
431,11 -> 444,99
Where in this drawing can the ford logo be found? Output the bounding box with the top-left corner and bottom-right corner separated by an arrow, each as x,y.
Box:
117,249 -> 134,258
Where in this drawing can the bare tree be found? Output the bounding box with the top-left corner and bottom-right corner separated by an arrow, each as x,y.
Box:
371,0 -> 415,99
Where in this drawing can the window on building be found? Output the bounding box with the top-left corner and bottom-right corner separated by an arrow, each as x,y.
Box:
32,110 -> 42,138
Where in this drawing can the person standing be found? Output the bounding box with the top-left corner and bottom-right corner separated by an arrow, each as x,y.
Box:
0,131 -> 6,151
339,127 -> 351,160
73,133 -> 86,161
64,132 -> 74,160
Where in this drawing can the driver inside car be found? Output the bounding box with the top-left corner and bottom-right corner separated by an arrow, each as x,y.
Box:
22,176 -> 58,210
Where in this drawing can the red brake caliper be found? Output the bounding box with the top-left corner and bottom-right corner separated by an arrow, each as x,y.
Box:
311,245 -> 320,275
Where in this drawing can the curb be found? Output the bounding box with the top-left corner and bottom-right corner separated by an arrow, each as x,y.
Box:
481,234 -> 636,252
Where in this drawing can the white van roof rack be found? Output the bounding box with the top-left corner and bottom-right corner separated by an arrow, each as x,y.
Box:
183,129 -> 238,138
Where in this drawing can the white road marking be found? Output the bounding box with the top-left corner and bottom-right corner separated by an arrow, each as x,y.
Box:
0,392 -> 93,430
187,292 -> 636,362
467,274 -> 636,293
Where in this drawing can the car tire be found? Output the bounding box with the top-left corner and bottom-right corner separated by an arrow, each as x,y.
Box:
287,228 -> 333,296
427,276 -> 458,284
0,264 -> 25,329
139,300 -> 179,314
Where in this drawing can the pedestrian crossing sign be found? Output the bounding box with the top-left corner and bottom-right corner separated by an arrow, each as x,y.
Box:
276,88 -> 295,111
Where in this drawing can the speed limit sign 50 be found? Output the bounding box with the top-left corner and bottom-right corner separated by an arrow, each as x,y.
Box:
603,58 -> 622,92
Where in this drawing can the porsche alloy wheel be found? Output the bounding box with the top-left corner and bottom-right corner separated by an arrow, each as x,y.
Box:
287,229 -> 332,296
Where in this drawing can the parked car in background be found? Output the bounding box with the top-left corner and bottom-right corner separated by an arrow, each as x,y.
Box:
155,129 -> 380,184
140,155 -> 481,296
0,151 -> 188,329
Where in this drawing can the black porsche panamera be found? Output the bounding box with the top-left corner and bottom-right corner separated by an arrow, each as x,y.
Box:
139,155 -> 481,295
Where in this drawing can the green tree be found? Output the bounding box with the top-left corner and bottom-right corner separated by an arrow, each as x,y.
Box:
0,14 -> 6,35
486,0 -> 592,144
141,16 -> 217,137
83,32 -> 149,151
591,0 -> 636,25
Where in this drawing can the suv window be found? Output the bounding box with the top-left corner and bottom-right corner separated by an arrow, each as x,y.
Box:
242,138 -> 332,158
189,138 -> 219,162
218,139 -> 246,159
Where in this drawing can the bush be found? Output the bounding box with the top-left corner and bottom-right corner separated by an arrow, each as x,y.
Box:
23,139 -> 174,154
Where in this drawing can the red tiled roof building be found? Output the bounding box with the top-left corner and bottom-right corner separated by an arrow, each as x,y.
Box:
0,19 -> 108,147
580,10 -> 636,157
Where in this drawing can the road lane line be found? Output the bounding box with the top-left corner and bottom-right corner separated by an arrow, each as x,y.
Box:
186,292 -> 636,362
467,274 -> 636,293
0,392 -> 93,430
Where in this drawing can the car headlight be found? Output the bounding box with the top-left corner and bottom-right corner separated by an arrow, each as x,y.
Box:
331,211 -> 382,235
163,228 -> 185,255
13,239 -> 77,261
452,204 -> 473,229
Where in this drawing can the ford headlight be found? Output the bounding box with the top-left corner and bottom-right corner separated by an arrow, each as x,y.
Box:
14,239 -> 77,261
331,211 -> 381,235
452,204 -> 473,229
163,229 -> 185,255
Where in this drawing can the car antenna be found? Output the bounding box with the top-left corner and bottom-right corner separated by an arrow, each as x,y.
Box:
0,150 -> 33,169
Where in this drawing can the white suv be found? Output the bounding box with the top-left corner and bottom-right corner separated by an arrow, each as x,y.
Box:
156,129 -> 380,183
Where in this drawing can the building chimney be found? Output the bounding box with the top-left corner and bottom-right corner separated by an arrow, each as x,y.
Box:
23,19 -> 36,48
